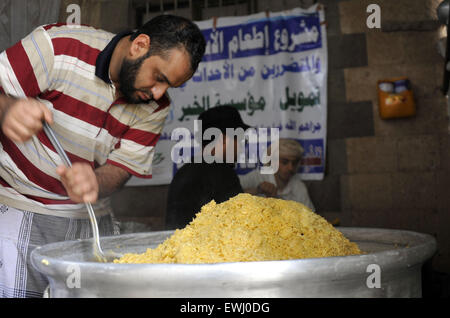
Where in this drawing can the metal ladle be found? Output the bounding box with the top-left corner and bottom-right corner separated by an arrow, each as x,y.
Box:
42,122 -> 121,262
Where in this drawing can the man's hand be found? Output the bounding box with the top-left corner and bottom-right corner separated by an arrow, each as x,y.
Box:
257,181 -> 278,198
56,163 -> 99,203
1,97 -> 53,142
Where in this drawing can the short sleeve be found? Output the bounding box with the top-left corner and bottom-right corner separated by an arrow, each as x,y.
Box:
0,26 -> 54,98
106,103 -> 170,178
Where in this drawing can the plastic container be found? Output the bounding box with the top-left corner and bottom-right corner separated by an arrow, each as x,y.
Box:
377,77 -> 416,119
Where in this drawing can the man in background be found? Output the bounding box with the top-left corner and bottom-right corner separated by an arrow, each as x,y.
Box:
165,106 -> 250,230
239,138 -> 315,211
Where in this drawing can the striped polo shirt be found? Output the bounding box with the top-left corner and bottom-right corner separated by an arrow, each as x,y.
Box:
0,23 -> 171,218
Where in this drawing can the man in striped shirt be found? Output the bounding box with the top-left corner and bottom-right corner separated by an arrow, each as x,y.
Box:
0,15 -> 205,297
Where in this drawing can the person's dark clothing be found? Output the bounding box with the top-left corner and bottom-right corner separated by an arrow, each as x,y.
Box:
165,162 -> 243,230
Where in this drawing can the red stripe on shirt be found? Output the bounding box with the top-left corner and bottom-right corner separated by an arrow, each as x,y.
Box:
40,90 -> 129,138
22,193 -> 75,205
0,177 -> 72,205
0,176 -> 11,187
52,37 -> 100,66
43,23 -> 67,31
40,90 -> 161,146
106,97 -> 165,146
40,90 -> 110,128
106,159 -> 153,178
122,128 -> 160,147
0,134 -> 67,195
35,130 -> 94,167
5,41 -> 41,97
1,171 -> 74,205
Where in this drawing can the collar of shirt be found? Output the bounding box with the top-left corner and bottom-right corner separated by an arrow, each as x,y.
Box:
95,30 -> 134,84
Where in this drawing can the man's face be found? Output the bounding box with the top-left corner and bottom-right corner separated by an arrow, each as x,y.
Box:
276,155 -> 300,183
118,47 -> 193,104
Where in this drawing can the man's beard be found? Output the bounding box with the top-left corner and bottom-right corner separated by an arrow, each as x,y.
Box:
118,53 -> 153,104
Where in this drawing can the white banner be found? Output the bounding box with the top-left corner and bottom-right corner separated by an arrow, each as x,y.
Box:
126,5 -> 327,187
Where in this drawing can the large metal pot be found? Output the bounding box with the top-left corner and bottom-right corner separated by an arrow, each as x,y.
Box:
30,227 -> 436,298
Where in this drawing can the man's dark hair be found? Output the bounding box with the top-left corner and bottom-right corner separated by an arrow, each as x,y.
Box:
130,14 -> 206,73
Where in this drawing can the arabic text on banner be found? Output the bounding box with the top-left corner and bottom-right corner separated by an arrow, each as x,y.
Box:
126,4 -> 327,186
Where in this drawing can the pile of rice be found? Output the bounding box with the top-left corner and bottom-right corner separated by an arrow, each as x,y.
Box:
114,193 -> 361,264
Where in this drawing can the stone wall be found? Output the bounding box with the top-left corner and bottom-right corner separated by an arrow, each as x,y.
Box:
324,0 -> 449,273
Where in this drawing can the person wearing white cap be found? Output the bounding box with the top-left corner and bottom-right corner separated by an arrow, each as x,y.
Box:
239,138 -> 315,211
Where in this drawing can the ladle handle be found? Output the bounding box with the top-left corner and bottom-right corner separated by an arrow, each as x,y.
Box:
43,122 -> 72,168
42,122 -> 107,262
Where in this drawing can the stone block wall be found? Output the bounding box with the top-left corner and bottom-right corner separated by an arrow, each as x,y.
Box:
320,0 -> 449,273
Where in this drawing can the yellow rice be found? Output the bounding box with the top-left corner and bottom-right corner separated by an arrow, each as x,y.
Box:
114,193 -> 361,264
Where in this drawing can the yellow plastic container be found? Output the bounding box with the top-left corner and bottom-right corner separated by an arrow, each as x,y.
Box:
377,77 -> 416,119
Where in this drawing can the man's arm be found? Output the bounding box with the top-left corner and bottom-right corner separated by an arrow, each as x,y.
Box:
95,163 -> 131,198
242,182 -> 277,197
57,163 -> 130,203
238,170 -> 277,197
0,26 -> 55,138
